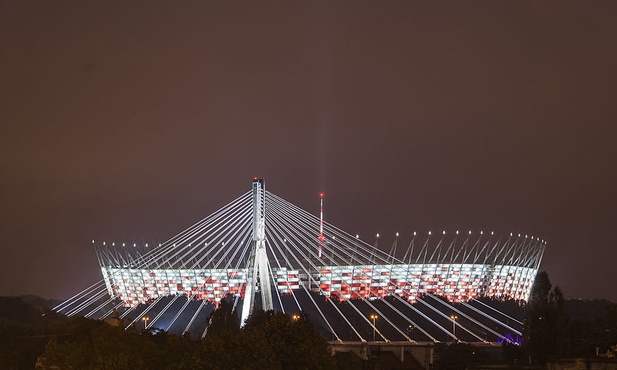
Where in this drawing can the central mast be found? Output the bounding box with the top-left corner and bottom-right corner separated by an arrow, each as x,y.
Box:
241,178 -> 273,325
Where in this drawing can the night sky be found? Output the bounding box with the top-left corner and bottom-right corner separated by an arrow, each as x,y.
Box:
1,2 -> 615,303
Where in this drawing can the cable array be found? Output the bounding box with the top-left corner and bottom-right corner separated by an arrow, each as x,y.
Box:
54,184 -> 542,344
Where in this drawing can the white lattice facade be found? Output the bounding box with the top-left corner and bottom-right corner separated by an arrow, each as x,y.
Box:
102,267 -> 300,307
102,262 -> 537,307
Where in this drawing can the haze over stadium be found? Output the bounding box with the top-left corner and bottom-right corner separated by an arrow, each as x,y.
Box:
0,1 -> 616,304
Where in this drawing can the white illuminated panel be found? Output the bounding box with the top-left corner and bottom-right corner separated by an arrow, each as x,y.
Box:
102,263 -> 536,307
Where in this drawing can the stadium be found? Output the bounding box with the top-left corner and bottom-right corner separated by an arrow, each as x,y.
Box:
56,178 -> 545,344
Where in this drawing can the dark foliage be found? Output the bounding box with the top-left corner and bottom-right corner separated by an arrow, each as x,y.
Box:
1,290 -> 615,369
204,298 -> 239,337
566,299 -> 617,358
201,309 -> 334,370
523,271 -> 569,364
433,343 -> 489,370
0,296 -> 333,369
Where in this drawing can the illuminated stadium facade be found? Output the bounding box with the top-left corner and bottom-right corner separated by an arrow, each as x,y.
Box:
97,250 -> 540,308
59,179 -> 545,343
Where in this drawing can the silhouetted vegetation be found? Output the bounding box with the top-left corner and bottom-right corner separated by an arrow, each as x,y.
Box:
501,271 -> 617,368
523,271 -> 569,364
432,271 -> 617,370
1,287 -> 615,369
566,298 -> 617,359
434,342 -> 490,370
201,309 -> 333,370
0,296 -> 333,369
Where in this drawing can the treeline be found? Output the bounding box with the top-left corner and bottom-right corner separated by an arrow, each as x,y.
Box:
432,272 -> 617,370
1,275 -> 616,369
0,298 -> 334,370
504,272 -> 617,367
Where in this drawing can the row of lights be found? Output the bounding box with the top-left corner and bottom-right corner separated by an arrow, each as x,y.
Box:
351,231 -> 546,244
94,240 -> 158,247
94,230 -> 547,247
93,241 -> 228,247
95,241 -> 157,247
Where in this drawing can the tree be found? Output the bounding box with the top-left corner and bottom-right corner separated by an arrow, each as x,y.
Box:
205,299 -> 240,337
523,271 -> 569,365
200,309 -> 334,370
241,310 -> 334,370
434,343 -> 489,370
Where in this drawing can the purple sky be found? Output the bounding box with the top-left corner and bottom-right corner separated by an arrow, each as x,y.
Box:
1,2 -> 615,302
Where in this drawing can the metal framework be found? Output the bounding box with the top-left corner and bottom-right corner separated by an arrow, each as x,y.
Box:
56,178 -> 545,343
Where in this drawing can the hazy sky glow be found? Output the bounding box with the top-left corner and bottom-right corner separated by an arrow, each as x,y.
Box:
1,1 -> 615,302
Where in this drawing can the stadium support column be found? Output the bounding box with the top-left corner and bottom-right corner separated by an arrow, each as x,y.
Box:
241,178 -> 273,326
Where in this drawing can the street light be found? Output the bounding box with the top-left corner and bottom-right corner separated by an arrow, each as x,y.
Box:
450,315 -> 458,342
292,314 -> 300,321
142,316 -> 149,330
407,324 -> 414,339
370,314 -> 378,341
